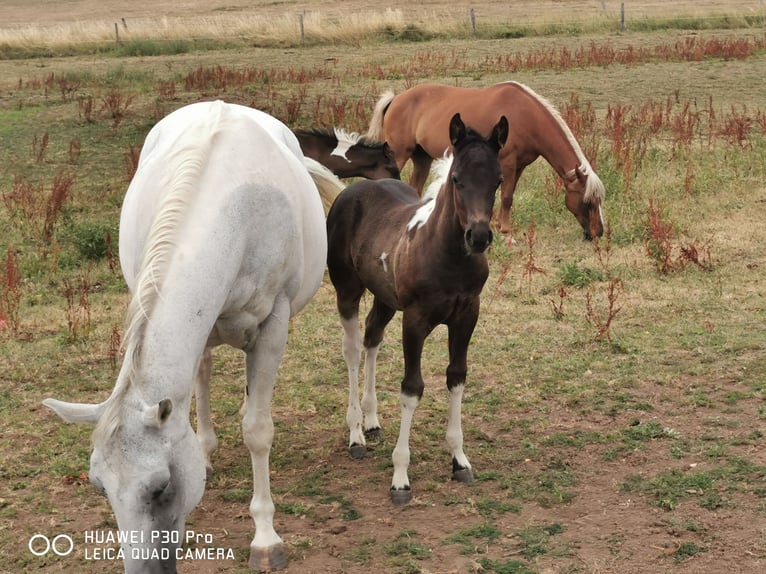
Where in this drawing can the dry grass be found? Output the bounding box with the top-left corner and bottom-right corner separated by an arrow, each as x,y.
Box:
0,0 -> 763,49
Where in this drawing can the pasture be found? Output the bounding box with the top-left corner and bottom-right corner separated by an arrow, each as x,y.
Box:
1,1 -> 766,573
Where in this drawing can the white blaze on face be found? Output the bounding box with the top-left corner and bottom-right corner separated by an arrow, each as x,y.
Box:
406,198 -> 435,232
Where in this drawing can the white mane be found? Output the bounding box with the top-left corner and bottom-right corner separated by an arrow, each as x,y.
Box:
95,102 -> 225,441
330,128 -> 361,160
505,81 -> 605,204
424,150 -> 453,200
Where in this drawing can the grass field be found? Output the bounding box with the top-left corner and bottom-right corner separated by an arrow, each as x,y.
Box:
1,2 -> 766,573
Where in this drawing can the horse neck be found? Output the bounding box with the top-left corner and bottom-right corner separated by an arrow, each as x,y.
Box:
515,88 -> 586,179
428,180 -> 468,251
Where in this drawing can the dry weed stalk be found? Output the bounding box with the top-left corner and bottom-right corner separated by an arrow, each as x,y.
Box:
645,198 -> 714,273
549,286 -> 568,321
102,88 -> 135,128
1,247 -> 22,335
43,171 -> 75,244
32,131 -> 49,163
62,272 -> 93,342
520,222 -> 546,298
585,277 -> 624,343
108,325 -> 122,371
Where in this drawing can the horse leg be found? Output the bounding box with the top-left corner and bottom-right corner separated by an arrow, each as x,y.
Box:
242,295 -> 291,571
361,299 -> 396,442
408,146 -> 434,195
340,311 -> 366,459
390,309 -> 430,505
498,164 -> 521,241
445,301 -> 480,484
194,347 -> 217,478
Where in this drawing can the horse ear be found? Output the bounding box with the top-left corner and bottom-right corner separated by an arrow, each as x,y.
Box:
142,398 -> 173,428
383,142 -> 395,159
492,116 -> 509,150
449,113 -> 466,146
42,398 -> 106,425
575,165 -> 588,184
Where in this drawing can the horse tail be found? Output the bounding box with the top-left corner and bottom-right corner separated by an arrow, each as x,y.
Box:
366,90 -> 395,142
303,156 -> 345,214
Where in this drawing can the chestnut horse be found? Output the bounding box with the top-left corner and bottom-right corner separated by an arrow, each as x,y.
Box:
327,113 -> 508,504
294,127 -> 400,180
367,81 -> 605,241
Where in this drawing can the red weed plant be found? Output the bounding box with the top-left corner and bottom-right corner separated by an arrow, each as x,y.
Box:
108,325 -> 122,371
78,95 -> 95,123
520,221 -> 546,299
68,138 -> 81,164
62,271 -> 93,343
644,197 -> 676,274
43,171 -> 76,244
1,246 -> 22,335
585,277 -> 623,343
102,88 -> 135,128
549,286 -> 568,321
125,144 -> 141,183
32,131 -> 49,163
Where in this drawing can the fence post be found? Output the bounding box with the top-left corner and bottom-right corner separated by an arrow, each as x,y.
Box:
620,2 -> 625,31
468,7 -> 476,37
299,13 -> 305,44
114,22 -> 120,44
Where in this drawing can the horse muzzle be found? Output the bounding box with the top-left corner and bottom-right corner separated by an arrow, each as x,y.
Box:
464,226 -> 493,253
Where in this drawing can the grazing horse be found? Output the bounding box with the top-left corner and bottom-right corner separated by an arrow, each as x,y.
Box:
294,126 -> 400,180
43,100 -> 343,573
367,81 -> 605,241
327,113 -> 508,504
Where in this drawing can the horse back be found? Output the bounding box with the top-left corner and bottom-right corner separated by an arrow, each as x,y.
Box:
385,83 -> 525,159
327,179 -> 422,309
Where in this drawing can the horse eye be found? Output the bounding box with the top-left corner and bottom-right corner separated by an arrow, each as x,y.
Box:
451,174 -> 460,186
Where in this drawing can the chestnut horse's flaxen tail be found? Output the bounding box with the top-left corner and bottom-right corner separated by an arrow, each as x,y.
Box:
366,90 -> 396,142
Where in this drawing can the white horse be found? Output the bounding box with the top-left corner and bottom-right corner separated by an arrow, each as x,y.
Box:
43,100 -> 343,573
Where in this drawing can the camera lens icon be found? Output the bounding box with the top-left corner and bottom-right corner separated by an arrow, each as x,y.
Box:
28,534 -> 74,557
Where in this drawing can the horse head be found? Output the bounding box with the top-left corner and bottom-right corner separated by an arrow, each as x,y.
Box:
563,164 -> 605,241
348,139 -> 401,180
448,113 -> 508,253
44,385 -> 206,573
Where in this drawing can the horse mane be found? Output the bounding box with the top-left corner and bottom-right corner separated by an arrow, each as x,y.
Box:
93,101 -> 226,443
504,81 -> 605,205
295,126 -> 387,151
424,150 -> 453,200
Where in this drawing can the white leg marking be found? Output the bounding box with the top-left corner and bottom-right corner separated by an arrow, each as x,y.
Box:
392,393 -> 419,490
446,385 -> 471,470
362,344 -> 381,433
341,316 -> 364,447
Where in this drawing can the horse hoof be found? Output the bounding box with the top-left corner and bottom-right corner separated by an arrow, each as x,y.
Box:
452,468 -> 474,484
249,543 -> 287,572
390,487 -> 412,506
364,427 -> 382,442
349,444 -> 367,460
